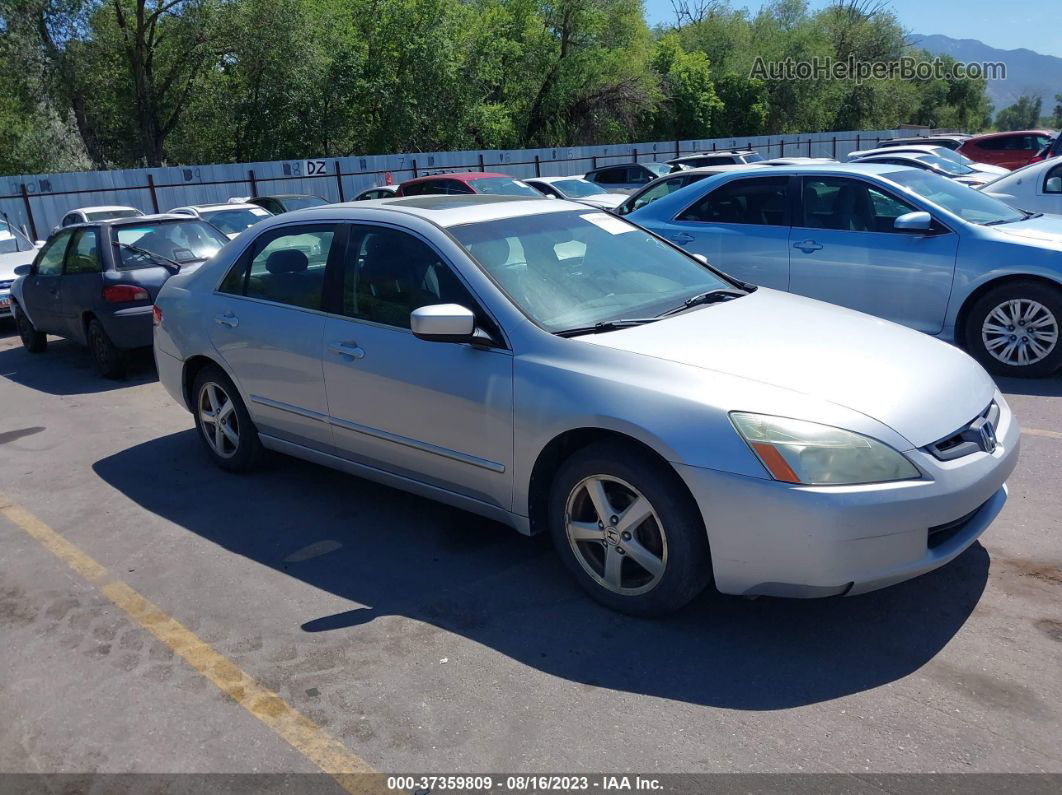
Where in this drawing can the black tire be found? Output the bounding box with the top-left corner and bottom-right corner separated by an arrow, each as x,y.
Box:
548,440 -> 711,617
14,304 -> 47,353
87,317 -> 128,378
191,364 -> 264,472
963,281 -> 1062,378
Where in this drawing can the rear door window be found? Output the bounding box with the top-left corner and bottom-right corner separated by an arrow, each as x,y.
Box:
221,224 -> 336,311
678,176 -> 789,226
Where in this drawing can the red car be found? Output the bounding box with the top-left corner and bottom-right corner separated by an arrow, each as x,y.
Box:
396,171 -> 542,197
958,130 -> 1054,171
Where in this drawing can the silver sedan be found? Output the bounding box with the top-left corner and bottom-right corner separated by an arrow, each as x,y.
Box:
154,195 -> 1019,616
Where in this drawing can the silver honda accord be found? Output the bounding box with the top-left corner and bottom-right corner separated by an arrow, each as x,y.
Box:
153,195 -> 1019,616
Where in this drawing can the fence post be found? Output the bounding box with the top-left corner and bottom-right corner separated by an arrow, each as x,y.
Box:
412,159 -> 418,178
592,155 -> 598,169
248,170 -> 258,198
20,184 -> 38,241
807,139 -> 812,156
146,174 -> 160,213
632,147 -> 638,162
856,134 -> 860,150
832,136 -> 837,159
780,139 -> 785,156
534,155 -> 541,177
478,153 -> 486,171
334,161 -> 345,202
675,140 -> 680,157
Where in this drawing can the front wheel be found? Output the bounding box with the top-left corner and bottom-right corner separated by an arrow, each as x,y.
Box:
548,440 -> 711,617
14,305 -> 47,353
191,365 -> 264,472
964,282 -> 1062,378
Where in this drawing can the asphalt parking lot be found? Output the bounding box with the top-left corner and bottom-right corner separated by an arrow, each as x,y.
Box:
1,323 -> 1060,784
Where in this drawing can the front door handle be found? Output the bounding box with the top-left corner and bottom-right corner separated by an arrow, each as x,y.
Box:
793,239 -> 823,253
671,232 -> 695,245
328,342 -> 365,360
214,312 -> 239,328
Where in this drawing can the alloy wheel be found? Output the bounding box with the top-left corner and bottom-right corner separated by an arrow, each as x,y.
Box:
981,298 -> 1059,367
198,381 -> 240,459
564,475 -> 667,596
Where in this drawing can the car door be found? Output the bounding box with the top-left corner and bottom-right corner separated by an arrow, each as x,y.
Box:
210,222 -> 341,451
320,223 -> 513,510
788,175 -> 958,334
649,175 -> 791,289
1037,161 -> 1062,214
22,229 -> 74,333
57,226 -> 104,341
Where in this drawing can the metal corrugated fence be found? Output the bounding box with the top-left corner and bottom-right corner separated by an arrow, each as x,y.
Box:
1,129 -> 905,239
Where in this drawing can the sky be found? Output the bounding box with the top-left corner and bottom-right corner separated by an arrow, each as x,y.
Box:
642,1 -> 1058,59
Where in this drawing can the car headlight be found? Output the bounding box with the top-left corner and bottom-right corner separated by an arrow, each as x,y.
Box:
730,412 -> 921,486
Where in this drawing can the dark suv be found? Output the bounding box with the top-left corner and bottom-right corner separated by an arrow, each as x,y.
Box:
12,215 -> 229,377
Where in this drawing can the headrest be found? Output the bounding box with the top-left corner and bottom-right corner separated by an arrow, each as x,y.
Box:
266,249 -> 308,274
468,237 -> 510,267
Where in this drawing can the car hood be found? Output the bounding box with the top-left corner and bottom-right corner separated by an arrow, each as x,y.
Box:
579,288 -> 995,448
987,215 -> 1062,248
0,248 -> 36,281
577,194 -> 625,209
972,162 -> 1008,176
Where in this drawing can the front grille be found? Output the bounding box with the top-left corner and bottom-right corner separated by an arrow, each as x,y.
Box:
928,500 -> 988,549
925,402 -> 999,461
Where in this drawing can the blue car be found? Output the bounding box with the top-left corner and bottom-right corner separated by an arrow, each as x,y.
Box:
11,214 -> 229,377
628,163 -> 1062,377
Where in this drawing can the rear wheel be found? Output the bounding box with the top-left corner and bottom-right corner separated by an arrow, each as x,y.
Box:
87,317 -> 127,378
14,305 -> 47,353
964,281 -> 1062,378
192,365 -> 264,472
549,440 -> 711,617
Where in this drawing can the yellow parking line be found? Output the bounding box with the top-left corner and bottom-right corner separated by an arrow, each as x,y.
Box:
0,495 -> 380,794
1023,427 -> 1062,440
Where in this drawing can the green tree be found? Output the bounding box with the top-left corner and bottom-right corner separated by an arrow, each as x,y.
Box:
648,34 -> 721,139
995,96 -> 1043,130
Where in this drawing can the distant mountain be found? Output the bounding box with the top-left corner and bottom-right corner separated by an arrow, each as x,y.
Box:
912,34 -> 1062,114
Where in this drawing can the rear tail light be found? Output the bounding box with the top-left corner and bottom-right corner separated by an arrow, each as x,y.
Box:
152,305 -> 163,327
102,285 -> 150,303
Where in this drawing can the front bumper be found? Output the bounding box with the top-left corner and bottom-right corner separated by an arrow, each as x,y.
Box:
676,397 -> 1020,598
0,289 -> 11,318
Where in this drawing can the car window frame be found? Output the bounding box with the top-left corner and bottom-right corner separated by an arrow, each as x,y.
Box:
64,226 -> 103,275
324,221 -> 506,347
795,174 -> 953,236
675,174 -> 792,227
1043,162 -> 1062,195
217,221 -> 346,314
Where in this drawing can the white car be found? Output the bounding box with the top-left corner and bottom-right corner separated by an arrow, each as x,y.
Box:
52,205 -> 144,233
980,158 -> 1062,217
0,220 -> 43,318
353,185 -> 399,201
848,145 -> 1007,176
168,202 -> 273,239
524,176 -> 626,209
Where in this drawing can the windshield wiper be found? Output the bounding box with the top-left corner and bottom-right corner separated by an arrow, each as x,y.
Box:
658,288 -> 746,317
554,318 -> 660,338
113,242 -> 182,272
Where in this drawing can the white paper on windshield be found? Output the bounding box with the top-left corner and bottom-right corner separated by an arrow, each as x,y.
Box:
581,212 -> 633,235
249,208 -> 271,216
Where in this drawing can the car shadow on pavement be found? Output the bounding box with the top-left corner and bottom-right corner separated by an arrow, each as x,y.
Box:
995,375 -> 1062,398
93,430 -> 989,711
0,337 -> 157,395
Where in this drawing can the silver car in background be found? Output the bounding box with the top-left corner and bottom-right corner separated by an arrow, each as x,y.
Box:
154,195 -> 1018,616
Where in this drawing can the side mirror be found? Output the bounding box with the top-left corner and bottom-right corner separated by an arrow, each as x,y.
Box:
14,264 -> 31,276
894,211 -> 932,232
411,304 -> 476,343
34,240 -> 45,248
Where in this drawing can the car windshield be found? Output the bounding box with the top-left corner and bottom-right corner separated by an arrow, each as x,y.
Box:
744,153 -> 765,163
451,210 -> 733,332
201,207 -> 271,235
550,179 -> 606,198
467,177 -> 542,197
280,196 -> 327,210
85,208 -> 142,221
646,163 -> 671,177
113,221 -> 229,267
913,154 -> 972,175
887,169 -> 1026,225
0,220 -> 34,254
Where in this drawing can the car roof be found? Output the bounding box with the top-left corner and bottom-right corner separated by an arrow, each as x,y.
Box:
400,171 -> 511,186
256,194 -> 324,200
850,145 -> 943,157
588,162 -> 644,170
95,213 -> 193,227
527,175 -> 591,184
883,135 -> 968,143
293,194 -> 584,227
966,130 -> 1054,142
174,202 -> 260,211
69,205 -> 142,213
670,150 -> 755,160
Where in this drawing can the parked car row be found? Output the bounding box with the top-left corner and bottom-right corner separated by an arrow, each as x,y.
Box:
6,157 -> 1043,617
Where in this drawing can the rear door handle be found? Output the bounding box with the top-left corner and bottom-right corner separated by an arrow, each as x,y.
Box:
671,232 -> 695,245
328,342 -> 365,360
214,312 -> 238,328
793,240 -> 823,253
